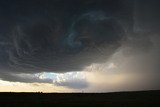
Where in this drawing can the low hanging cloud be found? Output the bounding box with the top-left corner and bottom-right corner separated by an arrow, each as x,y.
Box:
54,79 -> 88,89
0,72 -> 53,83
44,72 -> 89,89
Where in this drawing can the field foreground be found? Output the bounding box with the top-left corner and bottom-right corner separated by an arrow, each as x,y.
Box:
0,90 -> 160,107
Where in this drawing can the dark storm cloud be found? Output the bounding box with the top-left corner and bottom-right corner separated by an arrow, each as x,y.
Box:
0,0 -> 160,85
0,0 -> 131,75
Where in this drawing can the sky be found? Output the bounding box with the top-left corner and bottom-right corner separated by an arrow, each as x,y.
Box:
0,0 -> 160,92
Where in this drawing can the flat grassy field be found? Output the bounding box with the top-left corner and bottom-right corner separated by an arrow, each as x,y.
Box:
0,90 -> 159,107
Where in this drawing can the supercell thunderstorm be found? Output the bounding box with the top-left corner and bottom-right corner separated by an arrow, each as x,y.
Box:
0,0 -> 160,90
